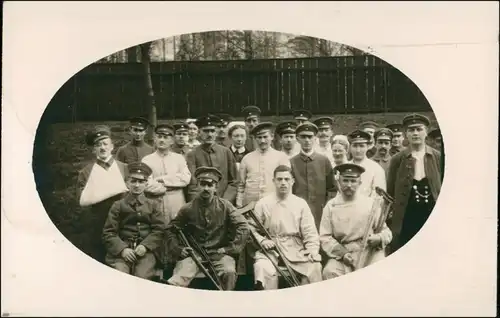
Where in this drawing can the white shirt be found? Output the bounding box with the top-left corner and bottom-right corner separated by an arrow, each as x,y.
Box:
411,147 -> 427,181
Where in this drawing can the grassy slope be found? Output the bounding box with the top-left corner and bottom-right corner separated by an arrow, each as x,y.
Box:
34,111 -> 437,250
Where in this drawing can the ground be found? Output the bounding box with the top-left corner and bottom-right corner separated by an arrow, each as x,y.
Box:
32,111 -> 437,268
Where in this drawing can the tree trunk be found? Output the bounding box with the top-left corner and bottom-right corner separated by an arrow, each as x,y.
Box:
140,42 -> 156,143
243,30 -> 253,59
202,32 -> 216,60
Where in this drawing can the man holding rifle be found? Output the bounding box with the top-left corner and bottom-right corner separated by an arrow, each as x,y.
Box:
319,163 -> 392,279
250,165 -> 323,290
164,167 -> 250,290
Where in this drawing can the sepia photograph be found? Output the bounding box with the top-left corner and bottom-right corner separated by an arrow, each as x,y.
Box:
32,29 -> 446,292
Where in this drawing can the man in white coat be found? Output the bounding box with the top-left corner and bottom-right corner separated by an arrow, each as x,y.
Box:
250,165 -> 323,290
347,129 -> 387,197
319,163 -> 392,279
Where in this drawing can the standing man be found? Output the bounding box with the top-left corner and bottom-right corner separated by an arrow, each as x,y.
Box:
359,121 -> 380,159
186,118 -> 201,151
347,130 -> 387,197
250,165 -> 323,290
227,124 -> 250,171
142,124 -> 191,225
171,122 -> 192,157
102,162 -> 166,280
275,121 -> 300,159
185,116 -> 239,203
213,113 -> 233,148
386,114 -> 442,255
313,117 -> 336,168
236,122 -> 291,208
115,117 -> 155,165
427,128 -> 443,151
77,125 -> 129,264
290,122 -> 337,230
386,123 -> 406,156
320,163 -> 392,279
292,109 -> 313,126
241,105 -> 261,152
371,128 -> 394,176
164,167 -> 250,290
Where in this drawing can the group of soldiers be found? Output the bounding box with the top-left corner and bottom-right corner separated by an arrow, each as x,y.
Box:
76,105 -> 444,290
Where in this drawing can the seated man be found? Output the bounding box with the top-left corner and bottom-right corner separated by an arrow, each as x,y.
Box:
250,165 -> 323,290
102,162 -> 166,280
319,163 -> 392,279
165,167 -> 250,290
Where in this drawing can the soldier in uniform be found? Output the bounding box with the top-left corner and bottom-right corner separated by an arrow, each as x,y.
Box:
102,162 -> 166,280
250,165 -> 323,290
290,122 -> 337,230
164,167 -> 250,290
359,121 -> 380,159
185,116 -> 239,204
115,117 -> 155,164
241,105 -> 261,152
275,121 -> 300,159
77,125 -> 129,264
427,128 -> 443,151
236,122 -> 291,208
213,113 -> 233,148
386,123 -> 406,156
313,117 -> 336,168
371,128 -> 394,176
292,109 -> 313,126
319,163 -> 392,279
347,129 -> 387,198
171,122 -> 192,157
227,124 -> 250,171
386,114 -> 442,255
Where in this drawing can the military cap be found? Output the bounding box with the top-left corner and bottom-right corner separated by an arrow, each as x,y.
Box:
428,128 -> 441,139
212,113 -> 234,124
313,117 -> 334,128
194,166 -> 223,183
275,121 -> 298,136
295,122 -> 319,135
359,121 -> 380,130
127,162 -> 153,181
251,122 -> 274,136
186,118 -> 197,125
348,129 -> 371,144
386,123 -> 404,133
292,109 -> 312,121
241,105 -> 261,119
85,125 -> 112,146
129,116 -> 150,130
334,163 -> 366,178
195,115 -> 219,129
173,122 -> 189,133
402,113 -> 431,127
374,128 -> 394,141
155,123 -> 175,136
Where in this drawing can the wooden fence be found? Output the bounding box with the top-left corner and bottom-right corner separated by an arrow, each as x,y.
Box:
46,56 -> 432,123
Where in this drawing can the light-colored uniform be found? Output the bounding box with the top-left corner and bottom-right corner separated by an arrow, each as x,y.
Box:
251,193 -> 323,289
319,194 -> 392,279
349,158 -> 387,197
236,148 -> 290,207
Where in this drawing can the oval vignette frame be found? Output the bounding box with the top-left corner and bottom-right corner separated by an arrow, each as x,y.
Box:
31,29 -> 446,291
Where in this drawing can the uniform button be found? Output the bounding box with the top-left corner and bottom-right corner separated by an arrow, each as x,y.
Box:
137,222 -> 141,226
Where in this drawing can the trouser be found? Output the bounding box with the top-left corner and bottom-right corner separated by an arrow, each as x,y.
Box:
322,250 -> 386,279
105,252 -> 157,280
167,254 -> 237,290
253,257 -> 323,289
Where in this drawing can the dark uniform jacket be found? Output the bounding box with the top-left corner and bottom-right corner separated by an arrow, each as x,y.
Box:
290,151 -> 337,230
386,146 -> 442,251
185,143 -> 239,202
171,143 -> 191,157
102,193 -> 166,260
389,146 -> 406,157
115,141 -> 154,164
165,195 -> 250,263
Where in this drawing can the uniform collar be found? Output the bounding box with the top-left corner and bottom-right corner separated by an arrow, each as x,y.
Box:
96,156 -> 114,169
300,150 -> 316,161
403,145 -> 433,157
125,193 -> 146,206
231,145 -> 246,154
